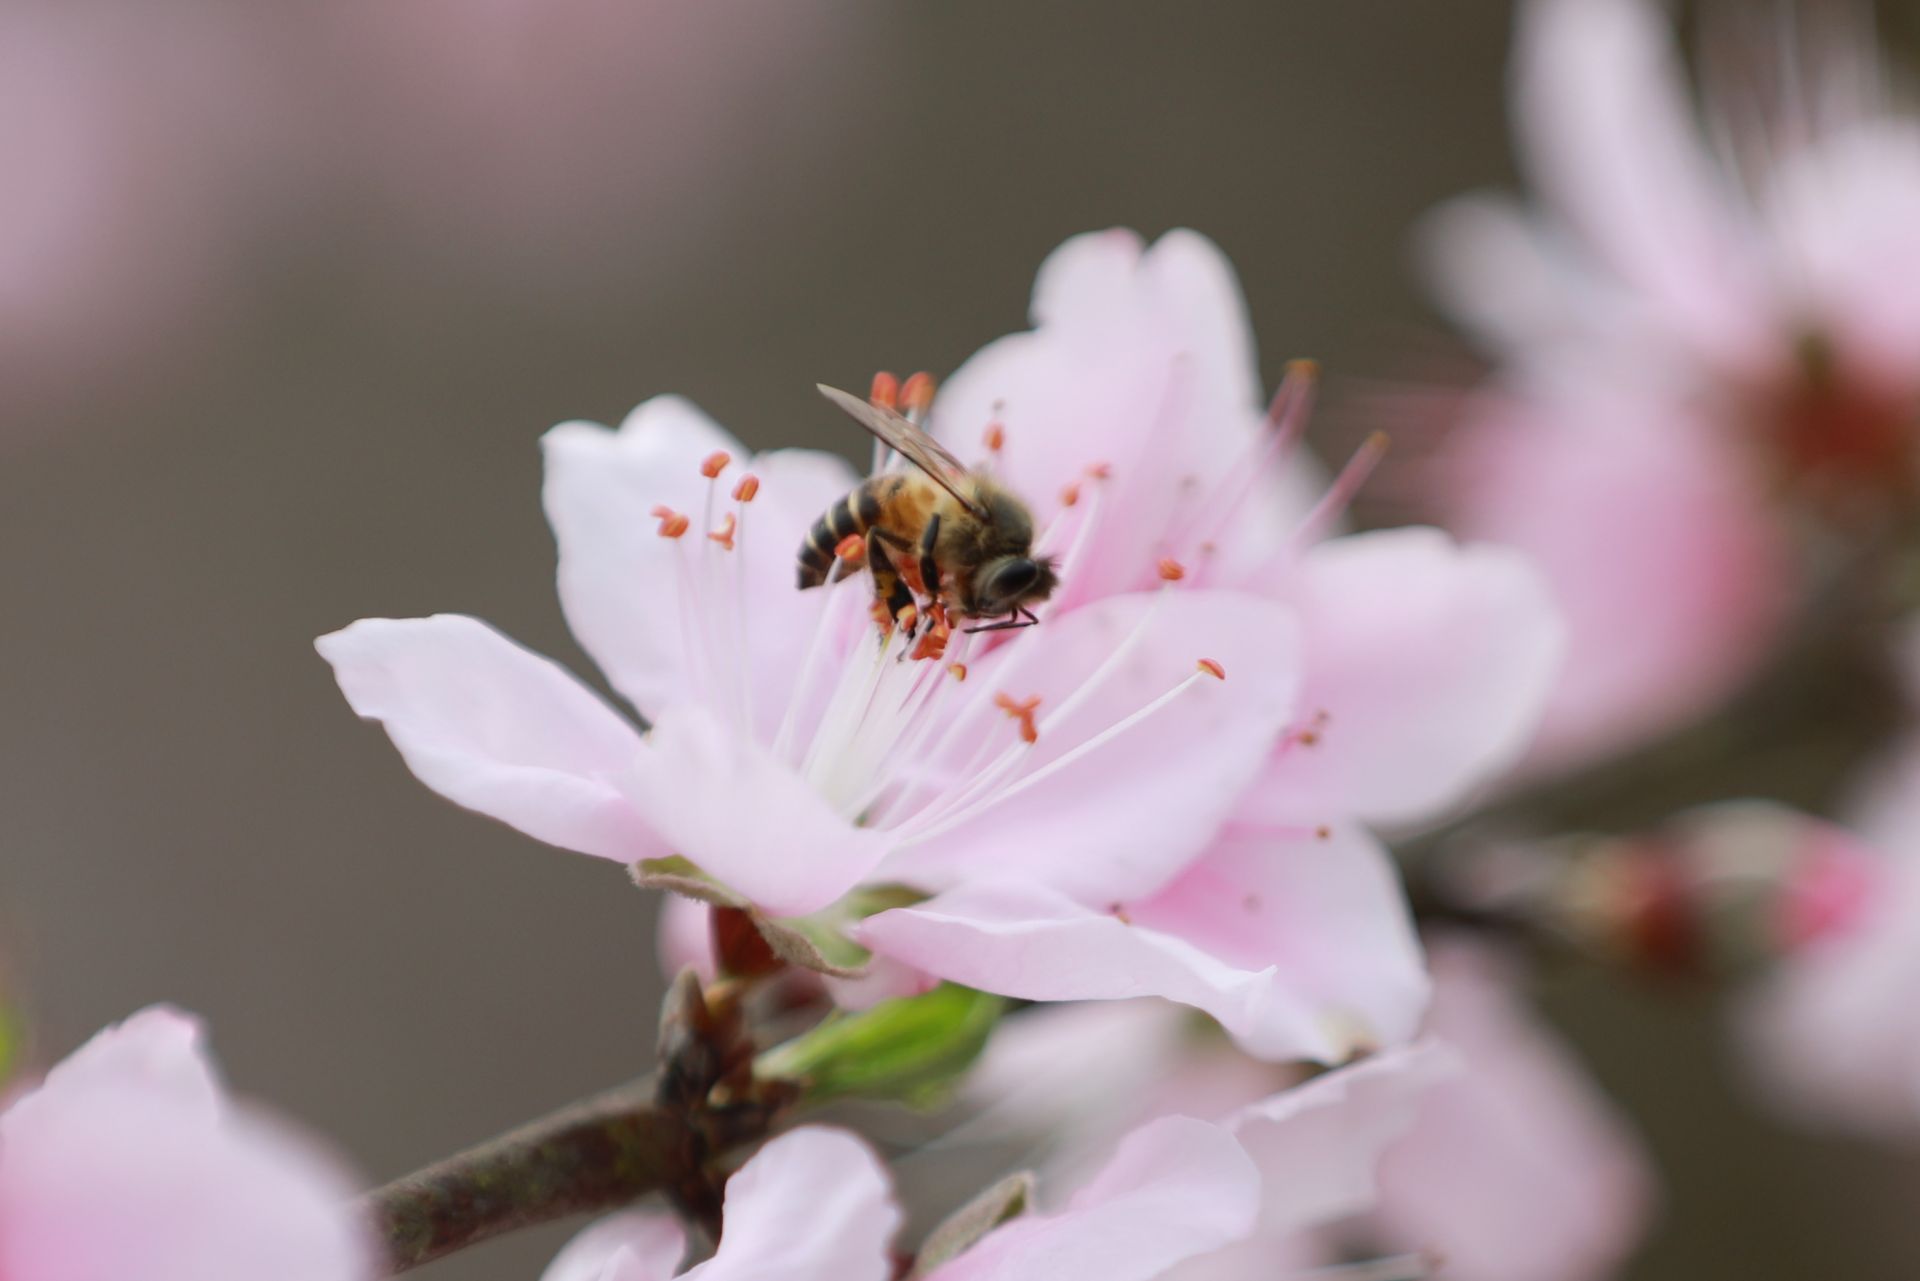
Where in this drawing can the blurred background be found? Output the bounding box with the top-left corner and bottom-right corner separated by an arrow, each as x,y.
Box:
5,2 -> 1920,1278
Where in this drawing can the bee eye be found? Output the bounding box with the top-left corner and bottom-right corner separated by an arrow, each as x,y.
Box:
983,558 -> 1039,601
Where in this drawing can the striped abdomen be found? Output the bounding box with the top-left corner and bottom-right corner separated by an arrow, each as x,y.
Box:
796,479 -> 887,588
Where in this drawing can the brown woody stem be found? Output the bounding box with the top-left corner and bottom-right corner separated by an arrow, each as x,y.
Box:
359,1075 -> 697,1273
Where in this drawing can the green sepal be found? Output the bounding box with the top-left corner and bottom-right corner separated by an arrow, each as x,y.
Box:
758,983 -> 1006,1107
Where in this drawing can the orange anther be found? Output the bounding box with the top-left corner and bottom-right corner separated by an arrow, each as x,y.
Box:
894,601 -> 919,632
1059,482 -> 1081,508
835,533 -> 866,561
650,504 -> 675,519
732,474 -> 760,502
700,450 -> 731,479
1197,658 -> 1226,680
655,510 -> 690,539
707,513 -> 737,550
983,422 -> 1005,451
946,662 -> 969,682
911,612 -> 951,662
901,371 -> 937,415
869,371 -> 901,410
1158,558 -> 1187,582
1086,461 -> 1112,480
994,692 -> 1042,744
1315,825 -> 1331,840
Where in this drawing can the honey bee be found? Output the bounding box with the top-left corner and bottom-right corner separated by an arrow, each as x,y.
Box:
797,383 -> 1058,633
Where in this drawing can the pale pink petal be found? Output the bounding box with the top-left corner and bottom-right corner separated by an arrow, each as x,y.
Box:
1442,395 -> 1788,768
1515,0 -> 1771,371
1128,824 -> 1431,1057
1245,527 -> 1563,826
884,590 -> 1301,903
1370,939 -> 1654,1281
543,396 -> 858,730
929,1115 -> 1259,1281
1226,1041 -> 1455,1239
1417,193 -> 1606,356
0,1014 -> 371,1281
23,1004 -> 221,1118
963,1001 -> 1195,1147
657,894 -> 717,985
685,1127 -> 899,1281
861,881 -> 1336,1064
318,614 -> 663,863
544,1213 -> 688,1281
932,229 -> 1301,609
623,704 -> 891,918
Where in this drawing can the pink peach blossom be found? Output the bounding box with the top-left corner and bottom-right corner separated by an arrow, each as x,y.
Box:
1417,0 -> 1920,764
858,230 -> 1561,1059
323,392 -> 1298,934
0,1005 -> 371,1281
549,1045 -> 1445,1281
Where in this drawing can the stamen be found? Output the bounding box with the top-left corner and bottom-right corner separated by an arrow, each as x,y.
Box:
1086,461 -> 1112,479
708,513 -> 737,550
994,692 -> 1042,744
732,474 -> 760,502
653,507 -> 690,538
947,662 -> 968,682
1180,358 -> 1322,567
870,371 -> 901,410
1059,482 -> 1081,508
1291,431 -> 1389,550
1196,657 -> 1225,679
1158,558 -> 1187,582
1281,709 -> 1330,751
700,451 -> 731,478
983,422 -> 1005,452
902,372 -> 936,421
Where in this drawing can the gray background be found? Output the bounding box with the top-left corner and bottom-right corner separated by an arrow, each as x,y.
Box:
4,3 -> 1919,1278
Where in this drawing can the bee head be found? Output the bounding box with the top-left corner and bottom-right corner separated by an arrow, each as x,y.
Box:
974,554 -> 1059,616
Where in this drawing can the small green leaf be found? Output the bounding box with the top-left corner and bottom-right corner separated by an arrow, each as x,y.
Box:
759,984 -> 1006,1107
909,1170 -> 1036,1277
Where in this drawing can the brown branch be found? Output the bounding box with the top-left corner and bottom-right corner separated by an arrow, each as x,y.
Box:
360,1074 -> 696,1273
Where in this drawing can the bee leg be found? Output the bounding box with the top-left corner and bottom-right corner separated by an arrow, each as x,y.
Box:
916,514 -> 942,606
866,528 -> 917,634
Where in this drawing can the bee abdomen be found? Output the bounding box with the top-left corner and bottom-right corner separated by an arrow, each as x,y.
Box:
796,482 -> 884,588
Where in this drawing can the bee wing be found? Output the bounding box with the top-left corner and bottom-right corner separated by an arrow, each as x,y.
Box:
816,384 -> 989,521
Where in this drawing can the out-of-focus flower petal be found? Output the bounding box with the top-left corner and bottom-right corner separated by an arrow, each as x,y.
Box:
624,705 -> 892,918
1246,527 -> 1563,825
1370,939 -> 1654,1281
929,1115 -> 1259,1281
1128,824 -> 1430,1058
1441,396 -> 1787,768
885,590 -> 1300,904
1226,1041 -> 1455,1239
1515,0 -> 1770,371
318,614 -> 662,863
544,1213 -> 688,1281
686,1128 -> 898,1281
543,396 -> 857,730
0,1007 -> 371,1281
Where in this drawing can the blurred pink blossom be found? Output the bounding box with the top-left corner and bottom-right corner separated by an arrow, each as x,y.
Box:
548,1045 -> 1446,1281
860,230 -> 1562,1060
969,949 -> 1651,1281
1418,0 -> 1920,765
1741,741 -> 1920,1134
0,1005 -> 370,1281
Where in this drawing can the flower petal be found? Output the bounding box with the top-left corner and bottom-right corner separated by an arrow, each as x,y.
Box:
624,704 -> 892,918
1128,823 -> 1430,1057
543,395 -> 859,730
861,880 -> 1334,1064
1225,1041 -> 1455,1239
0,1012 -> 371,1281
544,1213 -> 688,1281
686,1127 -> 899,1281
933,229 -> 1303,608
1245,527 -> 1564,826
318,614 -> 661,863
1515,0 -> 1769,370
884,590 -> 1300,904
929,1115 -> 1258,1281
